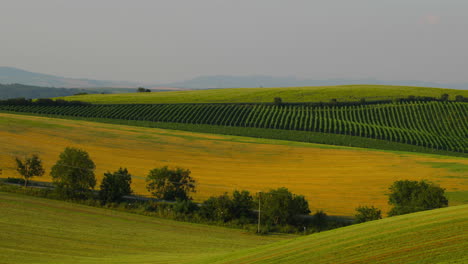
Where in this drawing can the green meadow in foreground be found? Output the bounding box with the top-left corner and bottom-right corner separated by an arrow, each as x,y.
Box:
1,192 -> 467,264
0,192 -> 288,264
56,85 -> 468,104
199,204 -> 468,264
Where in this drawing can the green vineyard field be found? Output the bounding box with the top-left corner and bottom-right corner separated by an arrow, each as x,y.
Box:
1,101 -> 467,154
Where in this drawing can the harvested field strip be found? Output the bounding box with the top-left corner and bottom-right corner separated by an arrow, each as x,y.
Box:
0,113 -> 467,216
2,101 -> 466,153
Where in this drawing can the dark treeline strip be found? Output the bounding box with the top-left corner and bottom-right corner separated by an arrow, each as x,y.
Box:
0,97 -> 91,106
2,93 -> 468,107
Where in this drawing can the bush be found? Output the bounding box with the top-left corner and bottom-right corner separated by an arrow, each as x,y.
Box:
200,190 -> 254,223
231,190 -> 255,219
137,87 -> 151,93
5,177 -> 25,185
173,198 -> 199,215
260,187 -> 310,226
273,97 -> 283,106
146,166 -> 195,201
455,95 -> 466,102
15,154 -> 45,187
99,168 -> 133,203
143,201 -> 159,212
354,206 -> 382,223
200,193 -> 234,222
440,93 -> 449,101
312,210 -> 328,231
50,147 -> 96,199
387,180 -> 448,216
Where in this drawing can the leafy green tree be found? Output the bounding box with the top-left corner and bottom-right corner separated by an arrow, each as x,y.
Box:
260,187 -> 310,226
440,93 -> 449,101
99,168 -> 133,203
273,97 -> 283,106
200,193 -> 234,222
387,180 -> 448,216
137,87 -> 151,93
354,206 -> 382,223
200,190 -> 254,222
50,147 -> 96,199
455,95 -> 465,102
312,210 -> 328,231
232,190 -> 254,219
146,166 -> 195,201
15,154 -> 45,187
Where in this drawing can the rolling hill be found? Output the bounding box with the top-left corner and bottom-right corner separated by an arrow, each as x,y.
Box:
198,204 -> 468,264
0,113 -> 466,216
56,85 -> 468,104
164,75 -> 468,90
1,192 -> 466,263
0,192 -> 287,264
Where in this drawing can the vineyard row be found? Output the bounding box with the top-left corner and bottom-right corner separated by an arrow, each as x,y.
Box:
1,101 -> 467,152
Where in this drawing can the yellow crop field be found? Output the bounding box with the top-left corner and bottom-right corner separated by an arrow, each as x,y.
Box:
1,113 -> 467,216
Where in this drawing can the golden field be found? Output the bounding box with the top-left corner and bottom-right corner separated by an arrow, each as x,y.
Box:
1,113 -> 466,216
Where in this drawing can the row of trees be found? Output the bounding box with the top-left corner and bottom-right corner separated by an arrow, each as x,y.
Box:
13,147 -> 313,231
14,148 -> 132,202
353,180 -> 449,223
137,87 -> 151,93
13,147 -> 450,231
273,93 -> 468,107
14,148 -> 199,202
0,97 -> 91,106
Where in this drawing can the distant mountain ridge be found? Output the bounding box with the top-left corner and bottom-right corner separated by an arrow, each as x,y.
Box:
166,75 -> 468,90
0,83 -> 97,99
0,67 -> 142,88
1,66 -> 467,90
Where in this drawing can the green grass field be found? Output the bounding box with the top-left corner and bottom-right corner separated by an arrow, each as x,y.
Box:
56,85 -> 468,104
199,204 -> 468,264
1,192 -> 466,264
0,192 -> 289,264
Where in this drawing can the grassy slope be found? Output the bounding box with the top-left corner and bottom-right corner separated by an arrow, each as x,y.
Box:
198,204 -> 468,264
1,113 -> 467,216
0,192 -> 288,264
1,192 -> 466,264
56,85 -> 468,104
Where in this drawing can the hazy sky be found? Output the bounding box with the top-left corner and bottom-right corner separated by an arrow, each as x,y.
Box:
1,0 -> 467,83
